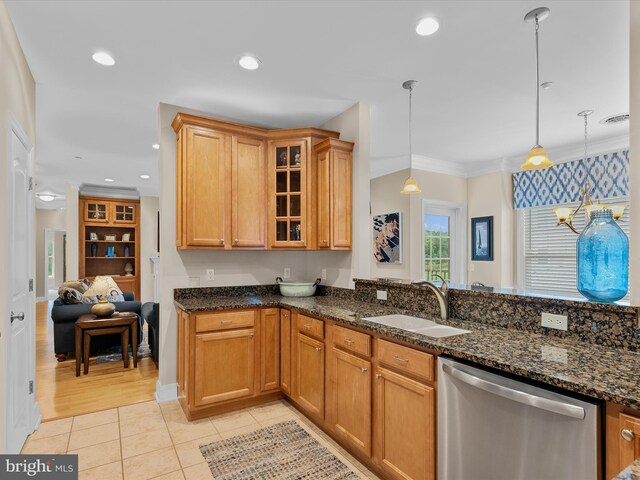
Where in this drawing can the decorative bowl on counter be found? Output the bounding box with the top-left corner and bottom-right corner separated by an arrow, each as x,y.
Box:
276,277 -> 321,297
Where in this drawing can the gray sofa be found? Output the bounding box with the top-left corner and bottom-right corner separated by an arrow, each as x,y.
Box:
50,292 -> 142,361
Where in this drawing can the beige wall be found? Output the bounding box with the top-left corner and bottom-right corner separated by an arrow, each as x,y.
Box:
65,184 -> 79,280
630,2 -> 640,304
467,171 -> 514,288
0,0 -> 36,452
35,208 -> 66,297
140,196 -> 159,303
370,168 -> 468,281
157,102 -> 370,395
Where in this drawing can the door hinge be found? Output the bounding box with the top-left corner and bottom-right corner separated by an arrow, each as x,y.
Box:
28,177 -> 33,191
29,279 -> 33,292
29,380 -> 34,395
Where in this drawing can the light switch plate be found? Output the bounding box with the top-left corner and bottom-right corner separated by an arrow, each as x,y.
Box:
376,290 -> 388,301
541,312 -> 568,331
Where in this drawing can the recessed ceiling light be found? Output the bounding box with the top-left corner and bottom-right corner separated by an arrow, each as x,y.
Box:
416,17 -> 440,36
36,194 -> 55,202
152,143 -> 160,150
238,55 -> 261,70
92,51 -> 116,66
104,178 -> 115,183
140,174 -> 151,179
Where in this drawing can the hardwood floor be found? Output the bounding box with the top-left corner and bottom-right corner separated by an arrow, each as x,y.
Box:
36,301 -> 158,421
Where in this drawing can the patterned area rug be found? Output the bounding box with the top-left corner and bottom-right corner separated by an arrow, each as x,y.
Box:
199,420 -> 361,479
95,325 -> 151,364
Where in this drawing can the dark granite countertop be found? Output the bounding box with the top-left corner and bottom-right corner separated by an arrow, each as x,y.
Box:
615,459 -> 640,480
174,294 -> 640,410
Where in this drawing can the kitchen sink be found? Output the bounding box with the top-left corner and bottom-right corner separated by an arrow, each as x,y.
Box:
362,314 -> 470,338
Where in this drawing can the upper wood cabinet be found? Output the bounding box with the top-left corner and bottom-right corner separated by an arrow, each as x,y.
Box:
84,199 -> 110,223
112,201 -> 137,224
315,138 -> 354,250
173,113 -> 349,251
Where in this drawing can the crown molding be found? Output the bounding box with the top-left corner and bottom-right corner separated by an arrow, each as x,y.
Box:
79,184 -> 140,199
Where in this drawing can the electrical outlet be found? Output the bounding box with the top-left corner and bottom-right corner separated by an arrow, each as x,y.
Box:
376,290 -> 388,301
321,269 -> 327,280
541,312 -> 568,331
206,269 -> 215,281
283,268 -> 291,279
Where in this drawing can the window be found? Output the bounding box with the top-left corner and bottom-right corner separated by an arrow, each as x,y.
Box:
47,238 -> 54,278
522,196 -> 630,299
423,202 -> 466,283
424,214 -> 451,281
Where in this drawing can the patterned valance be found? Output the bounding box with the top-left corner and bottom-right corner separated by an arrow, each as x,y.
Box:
513,149 -> 629,209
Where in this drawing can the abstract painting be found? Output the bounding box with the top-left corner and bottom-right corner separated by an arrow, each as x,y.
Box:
373,212 -> 402,263
471,216 -> 493,261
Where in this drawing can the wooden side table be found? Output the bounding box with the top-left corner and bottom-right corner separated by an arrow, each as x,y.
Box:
75,312 -> 139,376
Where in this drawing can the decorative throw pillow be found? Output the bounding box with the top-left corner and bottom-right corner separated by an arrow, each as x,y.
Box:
84,276 -> 123,297
59,287 -> 99,305
58,278 -> 90,297
105,293 -> 125,303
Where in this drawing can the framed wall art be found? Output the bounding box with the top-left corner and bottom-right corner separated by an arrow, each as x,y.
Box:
471,216 -> 493,261
373,212 -> 402,263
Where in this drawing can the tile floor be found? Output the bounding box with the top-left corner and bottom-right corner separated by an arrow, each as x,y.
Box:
21,399 -> 381,480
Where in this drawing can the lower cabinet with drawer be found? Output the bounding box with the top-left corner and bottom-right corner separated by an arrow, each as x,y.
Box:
176,307 -> 282,420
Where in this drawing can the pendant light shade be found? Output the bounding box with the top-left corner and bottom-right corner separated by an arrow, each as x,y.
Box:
522,7 -> 553,171
521,145 -> 552,170
401,177 -> 421,194
400,80 -> 421,194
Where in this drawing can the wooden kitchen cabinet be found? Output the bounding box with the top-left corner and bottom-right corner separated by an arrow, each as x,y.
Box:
315,138 -> 353,250
193,328 -> 255,407
280,309 -> 292,395
327,347 -> 372,456
260,308 -> 280,392
84,199 -> 110,223
294,332 -> 325,419
606,404 -> 640,478
112,201 -> 137,224
374,366 -> 435,480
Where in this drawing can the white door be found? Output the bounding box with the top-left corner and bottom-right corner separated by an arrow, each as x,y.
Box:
6,120 -> 39,453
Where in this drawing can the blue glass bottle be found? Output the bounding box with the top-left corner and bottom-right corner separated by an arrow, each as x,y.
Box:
577,208 -> 628,303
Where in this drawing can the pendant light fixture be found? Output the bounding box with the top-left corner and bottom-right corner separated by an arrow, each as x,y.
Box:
400,80 -> 421,194
554,110 -> 625,234
521,7 -> 553,171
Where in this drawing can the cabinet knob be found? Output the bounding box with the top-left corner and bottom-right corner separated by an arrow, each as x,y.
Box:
375,373 -> 382,380
234,238 -> 239,245
315,347 -> 321,352
220,238 -> 225,245
393,355 -> 409,364
343,338 -> 354,345
303,324 -> 312,330
322,240 -> 328,244
361,367 -> 368,374
248,333 -> 254,339
621,429 -> 635,442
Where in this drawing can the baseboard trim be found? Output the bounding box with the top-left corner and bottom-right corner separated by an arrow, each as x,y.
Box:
155,381 -> 178,403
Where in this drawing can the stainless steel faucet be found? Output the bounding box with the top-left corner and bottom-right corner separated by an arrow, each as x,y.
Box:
411,273 -> 449,321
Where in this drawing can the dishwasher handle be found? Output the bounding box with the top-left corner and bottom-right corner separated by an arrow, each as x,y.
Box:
442,363 -> 585,420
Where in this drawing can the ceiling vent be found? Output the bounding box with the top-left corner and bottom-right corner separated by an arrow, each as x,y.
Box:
600,113 -> 629,125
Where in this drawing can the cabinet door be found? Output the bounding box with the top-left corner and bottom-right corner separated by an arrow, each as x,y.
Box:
317,149 -> 331,249
280,309 -> 292,395
193,329 -> 255,407
328,348 -> 371,456
295,333 -> 324,418
269,140 -> 308,248
330,149 -> 352,248
232,136 -> 266,248
374,367 -> 435,480
185,126 -> 228,247
84,200 -> 109,223
620,413 -> 640,468
112,202 -> 137,224
260,308 -> 280,392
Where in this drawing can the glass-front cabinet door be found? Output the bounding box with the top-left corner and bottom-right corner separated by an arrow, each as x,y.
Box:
84,200 -> 109,223
112,202 -> 137,224
270,140 -> 307,248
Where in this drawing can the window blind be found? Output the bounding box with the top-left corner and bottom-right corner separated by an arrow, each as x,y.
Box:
523,196 -> 630,300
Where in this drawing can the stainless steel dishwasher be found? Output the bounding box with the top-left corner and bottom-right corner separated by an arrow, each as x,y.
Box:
438,357 -> 600,480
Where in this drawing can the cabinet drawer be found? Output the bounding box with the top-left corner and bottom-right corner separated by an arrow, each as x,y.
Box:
195,310 -> 256,333
376,339 -> 434,383
333,325 -> 371,357
297,314 -> 324,340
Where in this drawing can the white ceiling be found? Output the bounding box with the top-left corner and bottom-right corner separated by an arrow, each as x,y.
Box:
6,0 -> 629,208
